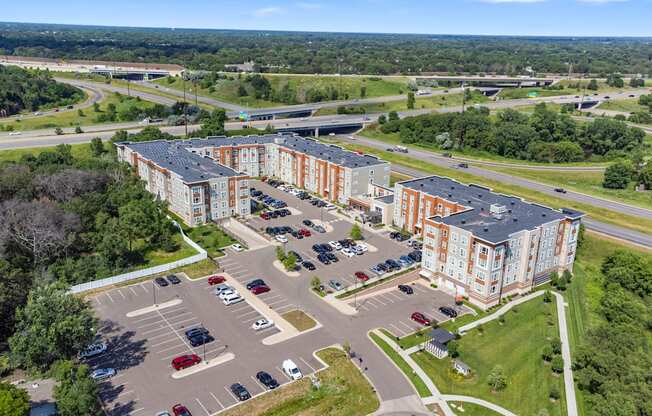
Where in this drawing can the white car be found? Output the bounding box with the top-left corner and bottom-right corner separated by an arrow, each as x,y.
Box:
78,342 -> 107,359
252,318 -> 275,331
340,248 -> 356,258
282,359 -> 303,380
8,132 -> 21,136
328,241 -> 342,250
90,368 -> 115,380
325,204 -> 337,211
222,293 -> 244,306
354,243 -> 368,253
231,243 -> 244,252
218,287 -> 237,299
275,235 -> 288,243
214,283 -> 233,296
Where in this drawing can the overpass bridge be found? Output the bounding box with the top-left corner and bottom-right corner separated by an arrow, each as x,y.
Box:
416,75 -> 555,88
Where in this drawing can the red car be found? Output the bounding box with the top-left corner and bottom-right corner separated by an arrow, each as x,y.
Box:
260,212 -> 270,220
171,354 -> 201,370
208,275 -> 226,285
172,404 -> 192,416
299,228 -> 311,237
354,271 -> 370,282
411,312 -> 431,326
251,285 -> 271,295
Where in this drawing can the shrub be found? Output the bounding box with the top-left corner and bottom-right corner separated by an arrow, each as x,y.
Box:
487,365 -> 507,391
541,345 -> 554,362
551,356 -> 564,373
543,290 -> 552,303
551,338 -> 562,355
549,386 -> 561,400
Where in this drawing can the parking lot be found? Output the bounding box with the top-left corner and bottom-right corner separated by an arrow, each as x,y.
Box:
88,275 -> 327,416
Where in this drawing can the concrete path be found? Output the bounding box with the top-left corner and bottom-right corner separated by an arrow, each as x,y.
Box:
371,395 -> 432,416
372,330 -> 455,416
439,395 -> 517,416
222,218 -> 270,250
552,292 -> 578,416
458,291 -> 544,334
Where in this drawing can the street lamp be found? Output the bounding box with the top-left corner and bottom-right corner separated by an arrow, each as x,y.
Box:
152,280 -> 157,306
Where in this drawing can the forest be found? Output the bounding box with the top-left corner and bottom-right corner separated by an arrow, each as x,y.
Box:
0,65 -> 84,116
1,22 -> 651,75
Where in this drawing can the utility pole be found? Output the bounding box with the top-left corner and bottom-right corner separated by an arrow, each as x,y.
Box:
127,79 -> 131,97
183,77 -> 188,138
152,280 -> 157,306
461,81 -> 466,113
193,80 -> 198,107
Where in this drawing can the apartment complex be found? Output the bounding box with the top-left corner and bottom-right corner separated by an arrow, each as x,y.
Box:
116,134 -> 390,226
392,176 -> 583,309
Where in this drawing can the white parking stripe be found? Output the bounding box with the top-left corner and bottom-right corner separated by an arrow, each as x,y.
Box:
224,385 -> 239,401
256,326 -> 277,334
398,321 -> 414,331
372,296 -> 388,306
260,294 -> 283,302
276,366 -> 291,381
105,292 -> 114,303
275,304 -> 295,313
129,286 -> 138,296
251,375 -> 266,391
299,357 -> 316,373
154,308 -> 194,354
267,298 -> 290,306
117,289 -> 126,300
389,324 -> 406,336
148,331 -> 179,341
168,317 -> 199,328
94,296 -> 103,305
155,342 -> 187,354
230,305 -> 253,313
149,337 -> 182,348
210,392 -> 224,409
140,283 -> 149,293
195,398 -> 210,416
235,310 -> 259,318
142,325 -> 172,336
242,316 -> 262,323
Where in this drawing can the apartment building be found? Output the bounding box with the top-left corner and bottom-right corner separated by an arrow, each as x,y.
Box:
181,134 -> 391,204
116,134 -> 390,226
393,176 -> 583,309
116,140 -> 251,227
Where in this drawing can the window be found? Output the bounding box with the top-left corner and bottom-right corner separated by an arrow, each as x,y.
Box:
461,235 -> 468,245
193,196 -> 201,204
451,232 -> 458,242
459,248 -> 466,257
477,271 -> 485,280
478,257 -> 487,269
480,246 -> 489,255
490,285 -> 497,294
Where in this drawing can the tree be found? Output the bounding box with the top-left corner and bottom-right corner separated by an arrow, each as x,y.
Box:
549,386 -> 560,401
487,365 -> 507,391
92,102 -> 100,112
378,114 -> 387,124
562,269 -> 572,283
360,85 -> 366,99
118,201 -> 151,251
551,338 -> 562,355
407,92 -> 415,110
549,271 -> 559,287
275,245 -> 286,262
543,290 -> 552,303
447,340 -> 459,358
51,361 -> 102,416
639,165 -> 652,189
54,127 -> 63,135
606,74 -> 624,88
282,252 -> 297,271
587,79 -> 599,91
541,345 -> 553,362
74,126 -> 83,134
195,109 -> 226,137
551,356 -> 564,373
350,223 -> 362,240
77,109 -> 84,117
388,111 -> 399,122
603,161 -> 634,189
9,283 -> 96,371
310,276 -> 321,290
0,382 -> 30,416
89,137 -> 105,157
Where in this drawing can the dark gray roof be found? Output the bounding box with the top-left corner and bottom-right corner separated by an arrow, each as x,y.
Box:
120,140 -> 242,183
375,194 -> 395,204
188,134 -> 388,169
430,328 -> 456,344
400,175 -> 581,244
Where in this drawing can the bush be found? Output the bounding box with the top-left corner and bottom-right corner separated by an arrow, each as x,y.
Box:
487,365 -> 507,391
543,290 -> 552,303
447,340 -> 460,358
541,345 -> 554,362
551,338 -> 562,355
549,386 -> 561,400
603,161 -> 634,189
0,382 -> 30,416
551,356 -> 564,373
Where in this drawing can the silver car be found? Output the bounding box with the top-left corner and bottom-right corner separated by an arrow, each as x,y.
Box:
90,368 -> 115,380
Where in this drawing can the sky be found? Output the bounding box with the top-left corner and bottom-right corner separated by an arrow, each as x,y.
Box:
2,0 -> 651,37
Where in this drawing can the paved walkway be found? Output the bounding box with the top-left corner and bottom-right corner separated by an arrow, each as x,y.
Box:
371,395 -> 432,416
552,291 -> 578,416
438,395 -> 517,416
458,291 -> 544,334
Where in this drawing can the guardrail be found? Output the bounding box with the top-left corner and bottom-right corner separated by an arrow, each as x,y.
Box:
69,221 -> 207,294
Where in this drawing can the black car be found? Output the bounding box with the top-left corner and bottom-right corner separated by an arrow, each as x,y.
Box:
389,232 -> 399,239
154,277 -> 169,287
398,284 -> 414,294
269,211 -> 279,219
458,163 -> 469,168
281,209 -> 291,215
395,234 -> 408,242
288,251 -> 303,262
408,251 -> 422,262
189,333 -> 214,347
439,306 -> 458,318
375,263 -> 388,272
310,200 -> 319,206
554,188 -> 567,194
230,383 -> 251,401
256,371 -> 279,390
185,327 -> 209,339
246,279 -> 266,290
303,219 -> 314,227
278,210 -> 288,217
312,244 -> 325,253
317,253 -> 331,264
302,261 -> 316,271
167,274 -> 181,284
282,226 -> 293,233
321,244 -> 333,252
385,259 -> 400,271
326,252 -> 338,262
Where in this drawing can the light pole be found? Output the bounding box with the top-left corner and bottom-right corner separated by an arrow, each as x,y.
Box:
152,280 -> 157,306
182,77 -> 188,138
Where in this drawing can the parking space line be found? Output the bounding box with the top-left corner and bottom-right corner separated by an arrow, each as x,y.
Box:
386,292 -> 404,300
275,304 -> 295,313
299,357 -> 316,373
148,331 -> 179,341
235,310 -> 259,318
242,316 -> 262,323
276,366 -> 291,381
105,292 -> 114,303
209,392 -> 224,409
154,308 -> 193,355
154,342 -> 187,354
149,337 -> 182,348
139,283 -> 149,293
224,385 -> 239,402
251,375 -> 266,391
389,324 -> 406,336
117,289 -> 126,300
142,324 -> 177,336
398,321 -> 414,332
94,296 -> 103,305
230,305 -> 253,313
363,298 -> 381,308
168,316 -> 199,328
128,286 -> 138,296
260,294 -> 282,302
372,296 -> 388,306
267,298 -> 290,306
195,398 -> 210,416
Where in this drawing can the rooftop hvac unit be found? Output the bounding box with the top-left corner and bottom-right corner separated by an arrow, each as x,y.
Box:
274,137 -> 285,145
490,204 -> 507,219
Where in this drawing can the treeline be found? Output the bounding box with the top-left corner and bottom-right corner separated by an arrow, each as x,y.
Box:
379,104 -> 646,162
0,66 -> 83,116
2,22 -> 652,75
574,249 -> 652,415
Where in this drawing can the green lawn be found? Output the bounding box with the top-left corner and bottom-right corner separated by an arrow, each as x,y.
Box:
184,223 -> 237,258
483,166 -> 652,211
0,142 -> 95,164
448,402 -> 502,416
597,98 -> 647,113
133,233 -> 198,270
499,80 -> 625,100
368,332 -> 431,397
412,297 -> 565,416
173,259 -> 218,279
323,139 -> 652,237
0,92 -> 158,132
155,74 -> 409,108
219,348 -> 379,416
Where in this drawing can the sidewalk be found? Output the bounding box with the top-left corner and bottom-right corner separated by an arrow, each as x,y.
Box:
553,291 -> 578,416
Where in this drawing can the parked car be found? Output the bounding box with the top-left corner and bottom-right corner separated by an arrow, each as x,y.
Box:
251,285 -> 271,295
411,312 -> 431,326
184,327 -> 209,339
329,279 -> 343,291
299,228 -> 311,237
302,261 -> 316,271
275,235 -> 288,243
208,275 -> 226,285
189,333 -> 215,347
222,293 -> 244,306
246,279 -> 266,290
230,383 -> 251,401
355,271 -> 370,282
341,248 -> 355,258
399,255 -> 414,266
213,284 -> 233,296
231,244 -> 244,252
154,277 -> 169,287
458,163 -> 469,168
290,230 -> 303,239
172,404 -> 192,416
167,274 -> 181,284
328,241 -> 342,250
90,368 -> 115,380
354,243 -> 368,253
317,253 -> 331,264
326,252 -> 338,262
408,251 -> 422,262
554,188 -> 567,194
303,219 -> 314,227
385,259 -> 401,271
439,306 -> 458,318
171,354 -> 201,370
252,318 -> 274,331
371,264 -> 385,275
78,342 -> 107,359
256,371 -> 279,389
282,359 -> 303,380
217,286 -> 237,299
314,225 -> 326,233
321,243 -> 333,252
398,284 -> 414,294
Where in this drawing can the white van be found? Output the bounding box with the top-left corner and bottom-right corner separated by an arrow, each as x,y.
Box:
282,359 -> 303,380
222,293 -> 244,306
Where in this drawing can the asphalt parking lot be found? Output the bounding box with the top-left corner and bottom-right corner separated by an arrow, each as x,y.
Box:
88,276 -> 326,416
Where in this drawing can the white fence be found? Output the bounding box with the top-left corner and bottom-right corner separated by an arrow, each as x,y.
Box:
69,221 -> 207,294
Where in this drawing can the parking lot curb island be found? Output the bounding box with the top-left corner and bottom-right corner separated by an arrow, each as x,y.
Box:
125,299 -> 183,318
171,352 -> 236,380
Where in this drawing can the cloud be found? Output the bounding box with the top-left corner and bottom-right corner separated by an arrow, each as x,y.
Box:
296,2 -> 322,9
253,6 -> 283,17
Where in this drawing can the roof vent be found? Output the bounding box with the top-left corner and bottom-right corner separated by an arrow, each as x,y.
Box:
510,201 -> 516,205
484,227 -> 489,232
490,204 -> 507,220
478,194 -> 483,198
461,220 -> 466,224
513,218 -> 518,222
542,213 -> 547,217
